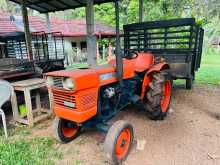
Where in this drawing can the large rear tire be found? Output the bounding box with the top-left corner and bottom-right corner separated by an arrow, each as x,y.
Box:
104,120 -> 134,165
145,72 -> 172,120
53,117 -> 80,143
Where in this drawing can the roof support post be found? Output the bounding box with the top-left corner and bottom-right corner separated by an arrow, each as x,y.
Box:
21,0 -> 33,60
115,0 -> 123,84
45,13 -> 52,61
139,0 -> 143,22
45,13 -> 51,33
86,0 -> 97,66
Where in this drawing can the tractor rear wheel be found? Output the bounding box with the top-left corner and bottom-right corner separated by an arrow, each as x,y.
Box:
145,71 -> 172,120
53,117 -> 80,143
104,120 -> 134,164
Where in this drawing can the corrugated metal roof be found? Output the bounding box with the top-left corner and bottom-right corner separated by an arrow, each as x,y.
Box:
9,0 -> 115,13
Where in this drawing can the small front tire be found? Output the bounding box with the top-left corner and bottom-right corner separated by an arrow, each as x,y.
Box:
53,117 -> 80,143
104,120 -> 134,165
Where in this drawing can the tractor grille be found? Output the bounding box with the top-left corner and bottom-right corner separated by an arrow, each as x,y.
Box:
80,92 -> 97,110
53,77 -> 63,88
53,91 -> 76,109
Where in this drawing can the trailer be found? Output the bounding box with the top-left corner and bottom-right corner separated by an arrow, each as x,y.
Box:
124,18 -> 204,89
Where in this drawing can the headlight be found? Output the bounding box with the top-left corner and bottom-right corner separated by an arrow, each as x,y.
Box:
46,76 -> 54,87
63,78 -> 75,90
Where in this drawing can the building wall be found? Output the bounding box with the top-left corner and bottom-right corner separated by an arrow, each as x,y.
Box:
63,36 -> 88,64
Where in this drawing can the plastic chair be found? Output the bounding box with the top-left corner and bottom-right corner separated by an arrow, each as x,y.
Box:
0,80 -> 13,138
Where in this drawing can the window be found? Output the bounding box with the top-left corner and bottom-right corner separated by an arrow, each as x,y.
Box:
80,41 -> 87,53
71,42 -> 76,48
80,42 -> 87,49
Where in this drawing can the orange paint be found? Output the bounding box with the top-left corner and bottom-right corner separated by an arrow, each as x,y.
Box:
54,105 -> 97,123
115,128 -> 131,160
62,125 -> 79,138
141,76 -> 151,99
160,80 -> 171,112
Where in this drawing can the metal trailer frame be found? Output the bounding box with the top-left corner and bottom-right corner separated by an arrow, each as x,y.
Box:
0,31 -> 65,80
31,31 -> 66,73
123,18 -> 204,88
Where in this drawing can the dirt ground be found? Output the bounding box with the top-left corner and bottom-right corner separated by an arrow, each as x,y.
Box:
32,84 -> 220,165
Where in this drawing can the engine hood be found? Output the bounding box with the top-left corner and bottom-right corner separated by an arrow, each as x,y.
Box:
45,62 -> 135,91
45,68 -> 99,91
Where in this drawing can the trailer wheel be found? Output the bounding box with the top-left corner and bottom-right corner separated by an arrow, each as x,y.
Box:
145,72 -> 172,120
53,117 -> 80,143
186,78 -> 193,90
104,120 -> 134,164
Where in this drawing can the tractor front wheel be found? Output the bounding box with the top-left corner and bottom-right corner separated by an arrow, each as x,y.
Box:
104,120 -> 134,164
145,72 -> 172,120
53,117 -> 80,143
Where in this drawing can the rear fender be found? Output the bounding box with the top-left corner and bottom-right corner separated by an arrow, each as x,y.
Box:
140,63 -> 170,99
147,62 -> 170,76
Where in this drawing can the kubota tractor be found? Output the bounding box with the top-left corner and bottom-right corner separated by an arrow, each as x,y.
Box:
45,52 -> 172,164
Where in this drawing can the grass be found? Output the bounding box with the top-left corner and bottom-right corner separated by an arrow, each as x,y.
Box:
0,126 -> 62,165
174,51 -> 220,86
195,52 -> 220,85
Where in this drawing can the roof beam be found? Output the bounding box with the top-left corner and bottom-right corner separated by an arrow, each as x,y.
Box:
16,0 -> 55,11
25,0 -> 54,5
55,0 -> 70,7
70,0 -> 85,5
46,1 -> 62,10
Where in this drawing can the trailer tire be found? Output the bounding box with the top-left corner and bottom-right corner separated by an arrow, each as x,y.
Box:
145,72 -> 172,120
186,78 -> 193,90
104,120 -> 134,165
53,117 -> 80,143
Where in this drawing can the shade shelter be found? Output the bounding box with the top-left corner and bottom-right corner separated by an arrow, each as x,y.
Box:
8,0 -> 144,81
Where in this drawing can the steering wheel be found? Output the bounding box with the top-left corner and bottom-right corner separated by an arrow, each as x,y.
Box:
124,49 -> 139,59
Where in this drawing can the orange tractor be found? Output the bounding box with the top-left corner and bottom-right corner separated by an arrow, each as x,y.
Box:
45,52 -> 172,163
44,1 -> 172,164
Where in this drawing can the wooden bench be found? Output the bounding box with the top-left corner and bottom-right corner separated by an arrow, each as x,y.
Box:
11,78 -> 53,127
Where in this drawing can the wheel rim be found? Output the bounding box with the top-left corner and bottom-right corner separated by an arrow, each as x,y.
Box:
115,128 -> 131,160
160,80 -> 171,112
61,120 -> 79,138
